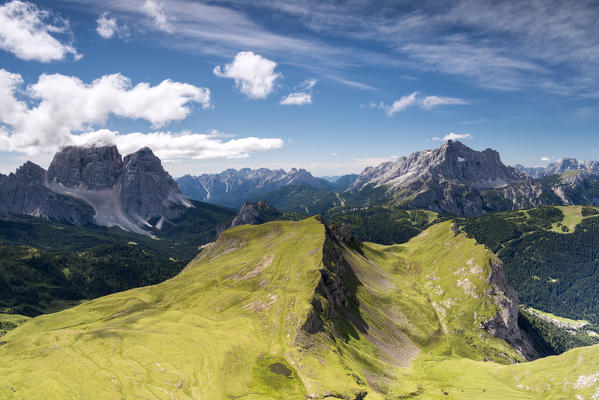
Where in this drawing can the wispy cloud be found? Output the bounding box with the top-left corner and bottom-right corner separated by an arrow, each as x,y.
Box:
280,92 -> 311,105
369,91 -> 468,116
223,0 -> 599,96
96,12 -> 118,39
280,79 -> 316,105
55,0 -> 599,96
142,0 -> 172,32
540,156 -> 551,162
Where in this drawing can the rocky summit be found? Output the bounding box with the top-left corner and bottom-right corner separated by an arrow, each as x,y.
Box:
0,145 -> 191,234
348,140 -> 559,216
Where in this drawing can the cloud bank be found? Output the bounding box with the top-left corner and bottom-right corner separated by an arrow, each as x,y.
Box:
71,129 -> 284,160
0,69 -> 212,154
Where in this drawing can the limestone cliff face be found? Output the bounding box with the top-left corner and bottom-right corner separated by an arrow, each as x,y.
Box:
47,146 -> 122,190
301,224 -> 357,334
482,258 -> 537,360
120,147 -> 189,226
349,140 -> 558,217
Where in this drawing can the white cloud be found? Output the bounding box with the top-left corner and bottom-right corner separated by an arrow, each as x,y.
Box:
280,92 -> 311,105
96,13 -> 118,39
385,92 -> 420,115
375,92 -> 468,116
541,156 -> 551,162
280,79 -> 316,105
0,69 -> 211,154
142,0 -> 172,32
432,132 -> 472,141
214,51 -> 281,99
0,0 -> 81,62
421,95 -> 469,110
70,129 -> 283,160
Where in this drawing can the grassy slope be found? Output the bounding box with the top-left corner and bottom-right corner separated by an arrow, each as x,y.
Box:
2,218 -> 599,399
0,313 -> 29,336
0,218 -> 325,399
525,306 -> 589,327
549,205 -> 585,233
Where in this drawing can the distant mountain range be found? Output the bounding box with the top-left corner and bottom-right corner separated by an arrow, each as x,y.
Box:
3,141 -> 599,232
176,168 -> 357,207
179,141 -> 599,217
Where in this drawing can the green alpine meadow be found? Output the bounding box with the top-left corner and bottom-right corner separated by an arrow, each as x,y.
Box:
1,216 -> 599,399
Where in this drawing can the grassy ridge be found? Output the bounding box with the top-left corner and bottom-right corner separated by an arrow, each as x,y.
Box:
2,218 -> 599,398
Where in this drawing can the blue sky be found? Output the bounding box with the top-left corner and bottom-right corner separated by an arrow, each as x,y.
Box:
0,0 -> 598,177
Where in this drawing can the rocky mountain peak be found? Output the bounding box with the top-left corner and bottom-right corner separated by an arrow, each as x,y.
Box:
350,140 -> 524,194
348,141 -> 555,217
0,145 -> 192,234
47,145 -> 122,190
545,158 -> 584,175
14,161 -> 47,184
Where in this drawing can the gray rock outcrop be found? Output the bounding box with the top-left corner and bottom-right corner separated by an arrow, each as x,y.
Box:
230,201 -> 283,227
482,258 -> 538,360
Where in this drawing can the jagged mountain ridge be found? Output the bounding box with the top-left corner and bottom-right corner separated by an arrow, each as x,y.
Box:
0,145 -> 191,234
348,140 -> 559,216
177,168 -> 356,207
